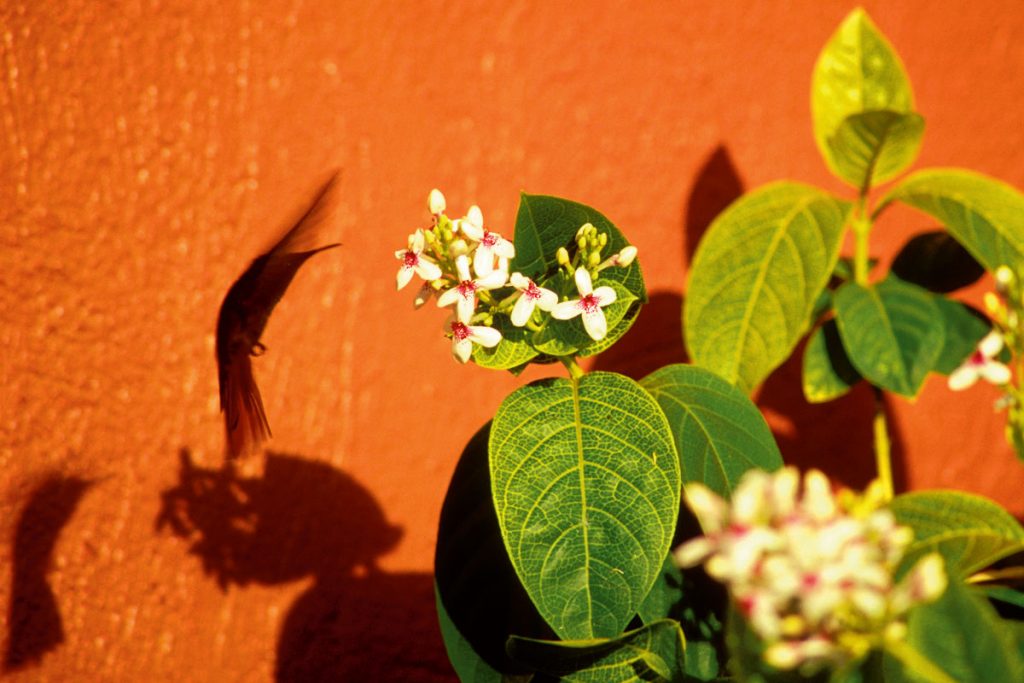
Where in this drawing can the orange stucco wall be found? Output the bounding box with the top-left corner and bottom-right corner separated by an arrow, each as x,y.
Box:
3,1 -> 1024,680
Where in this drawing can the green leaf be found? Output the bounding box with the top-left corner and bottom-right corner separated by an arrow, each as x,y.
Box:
435,582 -> 502,683
811,8 -> 915,182
490,372 -> 681,640
473,315 -> 541,370
833,277 -> 944,397
532,280 -> 640,357
507,619 -> 687,682
890,579 -> 1024,683
891,490 -> 1024,579
931,298 -> 990,375
802,319 -> 862,403
685,182 -> 852,393
891,231 -> 985,294
880,169 -> 1024,272
826,110 -> 924,189
640,364 -> 782,497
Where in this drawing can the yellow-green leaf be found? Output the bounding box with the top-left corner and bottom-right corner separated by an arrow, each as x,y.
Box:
826,110 -> 924,189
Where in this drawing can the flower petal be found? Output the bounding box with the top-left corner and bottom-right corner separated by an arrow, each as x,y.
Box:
436,287 -> 460,308
415,257 -> 442,281
457,295 -> 475,324
510,272 -> 529,290
979,360 -> 1011,385
454,254 -> 472,281
535,288 -> 558,311
493,238 -> 516,259
452,337 -> 472,363
592,285 -> 617,307
551,300 -> 583,320
510,295 -> 535,327
947,364 -> 979,391
473,247 -> 495,277
396,267 -> 415,290
476,269 -> 508,290
979,330 -> 1004,358
573,267 -> 594,296
580,308 -> 606,340
467,325 -> 502,348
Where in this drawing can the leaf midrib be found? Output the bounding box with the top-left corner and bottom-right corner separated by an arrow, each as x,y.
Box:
571,375 -> 594,636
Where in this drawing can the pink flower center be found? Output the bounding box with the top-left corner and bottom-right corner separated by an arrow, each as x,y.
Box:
481,231 -> 499,248
403,250 -> 419,268
524,282 -> 542,300
580,294 -> 600,314
802,572 -> 819,589
970,350 -> 986,365
451,322 -> 471,341
457,280 -> 477,298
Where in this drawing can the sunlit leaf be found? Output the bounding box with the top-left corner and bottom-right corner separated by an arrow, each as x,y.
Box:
892,491 -> 1024,579
880,169 -> 1024,272
826,110 -> 924,189
490,372 -> 680,639
802,319 -> 862,403
685,182 -> 852,393
507,619 -> 687,682
641,364 -> 782,497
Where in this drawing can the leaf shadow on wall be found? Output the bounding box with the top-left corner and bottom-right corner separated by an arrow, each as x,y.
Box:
156,449 -> 454,682
5,473 -> 94,672
593,143 -> 907,490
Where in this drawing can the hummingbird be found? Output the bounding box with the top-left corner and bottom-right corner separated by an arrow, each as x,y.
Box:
216,172 -> 340,460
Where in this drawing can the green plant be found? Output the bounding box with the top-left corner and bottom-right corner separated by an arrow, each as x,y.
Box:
400,8 -> 1024,682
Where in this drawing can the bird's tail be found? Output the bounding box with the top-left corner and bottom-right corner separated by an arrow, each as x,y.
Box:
222,354 -> 272,460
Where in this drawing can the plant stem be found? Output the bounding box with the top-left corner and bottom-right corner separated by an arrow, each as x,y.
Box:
853,195 -> 871,286
561,356 -> 585,380
873,386 -> 894,502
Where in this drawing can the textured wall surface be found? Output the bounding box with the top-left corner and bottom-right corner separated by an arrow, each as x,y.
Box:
2,1 -> 1023,680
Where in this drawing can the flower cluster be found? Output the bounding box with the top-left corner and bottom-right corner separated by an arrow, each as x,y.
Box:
394,190 -> 637,364
674,468 -> 946,672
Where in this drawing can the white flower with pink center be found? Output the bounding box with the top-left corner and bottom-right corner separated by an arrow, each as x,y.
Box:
508,273 -> 558,327
948,330 -> 1011,390
436,254 -> 507,323
446,316 -> 501,364
551,268 -> 618,341
458,205 -> 516,277
395,230 -> 442,290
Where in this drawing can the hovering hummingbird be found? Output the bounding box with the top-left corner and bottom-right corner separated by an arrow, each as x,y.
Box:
216,172 -> 340,460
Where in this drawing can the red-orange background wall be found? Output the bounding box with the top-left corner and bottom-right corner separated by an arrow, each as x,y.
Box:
2,1 -> 1023,680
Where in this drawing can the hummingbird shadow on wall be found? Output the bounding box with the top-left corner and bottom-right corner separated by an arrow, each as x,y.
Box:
156,449 -> 454,682
5,473 -> 94,672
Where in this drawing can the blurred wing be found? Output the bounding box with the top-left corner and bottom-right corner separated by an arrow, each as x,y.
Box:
221,352 -> 272,460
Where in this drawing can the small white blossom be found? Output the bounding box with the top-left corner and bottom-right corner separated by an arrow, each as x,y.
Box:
948,330 -> 1011,390
395,230 -> 442,290
674,468 -> 947,672
508,273 -> 558,327
551,268 -> 618,341
446,316 -> 501,364
428,188 -> 446,216
436,254 -> 507,323
458,205 -> 516,276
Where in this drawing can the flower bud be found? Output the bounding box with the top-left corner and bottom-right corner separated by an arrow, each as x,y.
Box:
985,292 -> 1002,316
616,245 -> 638,267
598,233 -> 608,248
556,247 -> 570,266
450,239 -> 470,258
996,265 -> 1014,292
588,252 -> 601,268
428,188 -> 446,216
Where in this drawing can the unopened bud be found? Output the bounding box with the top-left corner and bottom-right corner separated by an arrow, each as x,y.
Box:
450,239 -> 469,258
428,188 -> 446,216
616,245 -> 638,267
996,265 -> 1014,295
556,247 -> 570,265
588,252 -> 601,268
985,292 -> 1002,315
576,222 -> 594,239
598,233 -> 608,247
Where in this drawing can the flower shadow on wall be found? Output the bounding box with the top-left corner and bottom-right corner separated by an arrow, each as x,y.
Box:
157,449 -> 454,682
592,144 -> 908,490
5,473 -> 94,672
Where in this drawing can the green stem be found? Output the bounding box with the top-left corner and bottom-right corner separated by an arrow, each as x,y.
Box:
561,356 -> 585,380
873,386 -> 894,502
883,640 -> 958,683
853,195 -> 872,286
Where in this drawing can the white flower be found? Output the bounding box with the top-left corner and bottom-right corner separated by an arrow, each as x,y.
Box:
395,230 -> 442,290
598,245 -> 638,270
948,330 -> 1012,390
446,316 -> 501,363
508,273 -> 558,327
436,254 -> 507,323
428,188 -> 446,216
551,268 -> 618,341
458,205 -> 516,277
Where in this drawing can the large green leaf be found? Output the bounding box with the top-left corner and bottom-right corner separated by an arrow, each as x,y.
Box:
887,579 -> 1024,683
811,8 -> 915,182
802,318 -> 862,403
826,110 -> 924,189
685,182 -> 852,393
833,277 -> 944,397
880,169 -> 1024,272
490,372 -> 681,640
891,491 -> 1024,579
931,298 -> 990,376
640,364 -> 782,497
507,619 -> 687,682
473,315 -> 540,370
